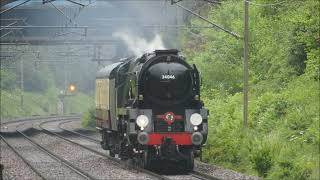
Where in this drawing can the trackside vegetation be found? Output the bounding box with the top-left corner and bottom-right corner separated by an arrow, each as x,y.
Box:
0,63 -> 94,119
181,0 -> 319,179
81,107 -> 96,129
0,87 -> 93,119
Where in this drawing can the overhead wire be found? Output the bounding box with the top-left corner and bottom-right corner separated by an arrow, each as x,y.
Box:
0,0 -> 32,15
174,2 -> 240,38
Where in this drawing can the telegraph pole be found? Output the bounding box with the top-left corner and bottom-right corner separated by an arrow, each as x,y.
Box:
243,0 -> 249,128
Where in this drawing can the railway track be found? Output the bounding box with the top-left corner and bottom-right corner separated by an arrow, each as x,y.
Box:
0,134 -> 45,180
1,115 -> 80,127
57,120 -> 101,144
1,116 -> 223,180
39,118 -> 170,180
55,119 -> 223,180
1,130 -> 92,179
2,116 -> 163,179
189,171 -> 221,180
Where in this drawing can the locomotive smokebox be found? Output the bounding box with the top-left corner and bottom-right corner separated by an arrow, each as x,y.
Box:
139,50 -> 195,106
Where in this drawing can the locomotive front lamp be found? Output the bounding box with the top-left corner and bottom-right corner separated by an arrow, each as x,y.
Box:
194,126 -> 198,131
136,115 -> 149,128
190,113 -> 202,126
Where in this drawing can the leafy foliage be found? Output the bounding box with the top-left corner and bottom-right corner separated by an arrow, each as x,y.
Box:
250,144 -> 273,177
0,88 -> 93,119
182,0 -> 319,179
0,46 -> 95,119
81,107 -> 96,129
0,69 -> 16,90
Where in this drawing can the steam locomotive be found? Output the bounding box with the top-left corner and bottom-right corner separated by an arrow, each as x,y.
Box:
95,49 -> 208,171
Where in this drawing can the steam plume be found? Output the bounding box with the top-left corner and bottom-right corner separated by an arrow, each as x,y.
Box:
113,32 -> 166,57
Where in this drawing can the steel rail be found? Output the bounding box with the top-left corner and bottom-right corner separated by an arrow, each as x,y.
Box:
0,134 -> 46,180
190,171 -> 223,180
1,115 -> 87,179
1,114 -> 80,126
12,116 -> 79,131
57,120 -> 101,143
0,115 -> 223,180
16,129 -> 95,180
39,119 -> 171,180
51,119 -> 223,180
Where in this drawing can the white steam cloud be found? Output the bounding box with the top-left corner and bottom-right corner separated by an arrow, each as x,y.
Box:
113,32 -> 166,57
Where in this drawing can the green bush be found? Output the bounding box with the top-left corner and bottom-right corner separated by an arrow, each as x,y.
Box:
0,69 -> 16,90
81,107 -> 96,129
0,89 -> 94,119
250,145 -> 273,177
183,0 -> 319,178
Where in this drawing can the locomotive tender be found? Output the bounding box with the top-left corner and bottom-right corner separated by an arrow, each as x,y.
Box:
95,49 -> 208,171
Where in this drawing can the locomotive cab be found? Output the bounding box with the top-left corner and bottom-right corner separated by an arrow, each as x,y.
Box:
95,50 -> 208,172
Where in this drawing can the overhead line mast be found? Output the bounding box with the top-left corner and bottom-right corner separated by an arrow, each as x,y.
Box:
243,0 -> 249,128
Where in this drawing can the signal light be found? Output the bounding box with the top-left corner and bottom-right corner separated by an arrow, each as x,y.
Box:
68,84 -> 76,92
